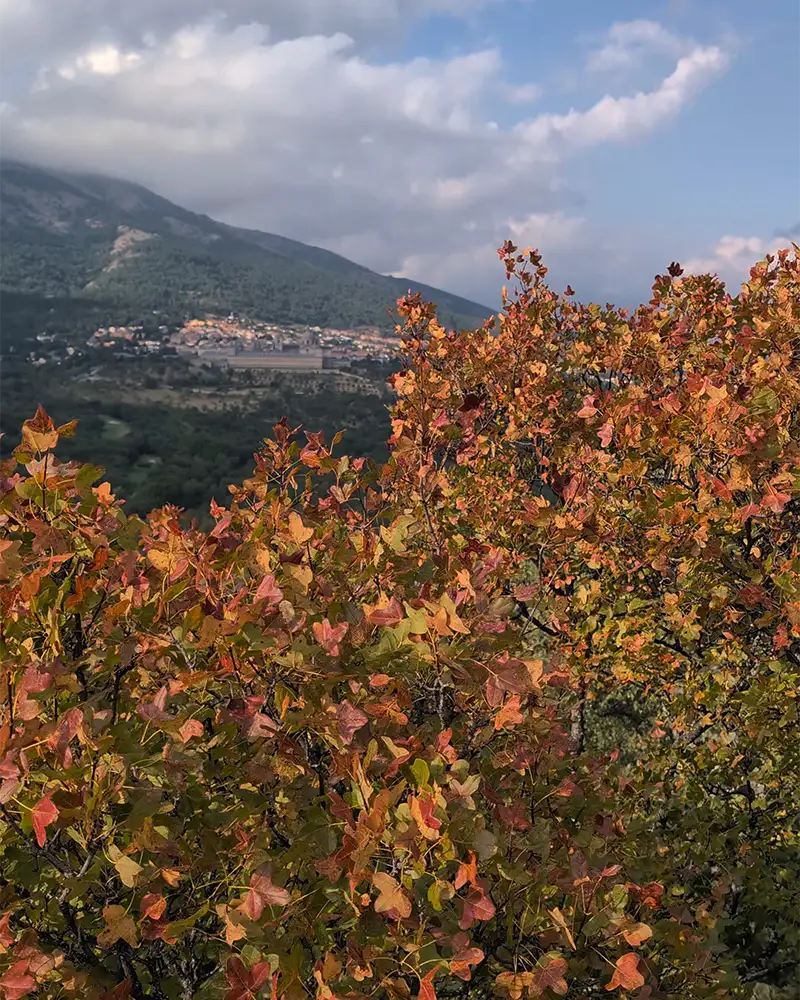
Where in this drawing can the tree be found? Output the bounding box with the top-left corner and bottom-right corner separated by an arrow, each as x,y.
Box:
0,394 -> 712,1000
386,243 -> 800,992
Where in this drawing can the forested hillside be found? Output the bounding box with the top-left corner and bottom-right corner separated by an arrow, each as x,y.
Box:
0,160 -> 493,331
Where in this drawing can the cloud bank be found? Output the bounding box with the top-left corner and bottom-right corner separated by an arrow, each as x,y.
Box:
2,2 -> 779,308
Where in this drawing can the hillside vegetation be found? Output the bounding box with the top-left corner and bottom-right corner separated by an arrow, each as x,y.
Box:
0,160 -> 493,332
0,246 -> 798,1000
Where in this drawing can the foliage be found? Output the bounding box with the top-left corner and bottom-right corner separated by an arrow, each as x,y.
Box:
0,356 -> 393,525
1,408 -> 691,1000
1,243 -> 798,999
386,243 -> 800,991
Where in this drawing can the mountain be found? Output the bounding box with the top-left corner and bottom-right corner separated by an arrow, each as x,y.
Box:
0,159 -> 493,331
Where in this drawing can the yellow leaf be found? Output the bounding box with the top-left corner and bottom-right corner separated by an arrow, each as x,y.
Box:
288,512 -> 314,544
548,906 -> 576,949
97,905 -> 138,948
108,844 -> 143,888
285,563 -> 313,593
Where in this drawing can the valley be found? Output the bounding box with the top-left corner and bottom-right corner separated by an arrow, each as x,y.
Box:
0,159 -> 483,520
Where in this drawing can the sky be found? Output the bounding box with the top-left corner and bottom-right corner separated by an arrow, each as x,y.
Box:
1,0 -> 798,310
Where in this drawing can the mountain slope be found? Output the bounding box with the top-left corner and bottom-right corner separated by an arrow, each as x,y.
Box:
0,159 -> 493,330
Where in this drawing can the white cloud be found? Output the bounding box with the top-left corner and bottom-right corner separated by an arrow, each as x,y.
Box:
0,4 -> 735,308
513,45 -> 728,157
503,82 -> 543,104
683,234 -> 794,288
586,20 -> 690,74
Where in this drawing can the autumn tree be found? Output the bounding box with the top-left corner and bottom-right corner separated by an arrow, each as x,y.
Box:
0,380 -> 724,1000
387,243 -> 800,993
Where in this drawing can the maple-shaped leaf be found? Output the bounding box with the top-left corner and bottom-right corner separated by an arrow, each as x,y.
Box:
255,573 -> 284,604
31,792 -> 58,847
313,618 -> 349,656
365,598 -> 404,626
449,933 -> 485,981
606,953 -> 645,992
0,959 -> 35,1000
454,852 -> 477,889
97,905 -> 139,949
177,719 -> 204,743
418,969 -> 438,1000
494,694 -> 524,731
224,956 -> 272,1000
136,685 -> 171,722
215,904 -> 247,946
243,866 -> 291,919
140,893 -> 166,921
761,483 -> 791,513
484,654 -> 535,707
622,922 -> 653,946
336,700 -> 368,744
21,406 -> 59,453
531,955 -> 569,996
410,793 -> 442,840
108,844 -> 143,888
458,884 -> 495,929
373,872 -> 412,919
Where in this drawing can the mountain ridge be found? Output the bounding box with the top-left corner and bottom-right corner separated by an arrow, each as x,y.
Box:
0,159 -> 493,330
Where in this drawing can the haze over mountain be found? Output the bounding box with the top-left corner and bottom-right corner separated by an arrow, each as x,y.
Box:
0,159 -> 494,330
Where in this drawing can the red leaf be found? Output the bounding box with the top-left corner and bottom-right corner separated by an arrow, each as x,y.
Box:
459,884 -> 495,930
598,421 -> 614,448
0,960 -> 35,1000
313,618 -> 349,656
336,700 -> 368,744
177,719 -> 204,743
46,708 -> 83,766
243,867 -> 291,919
255,573 -> 284,604
494,694 -> 524,731
0,911 -> 14,949
762,483 -> 791,513
224,957 -> 273,1000
531,956 -> 568,995
31,793 -> 58,847
366,598 -> 404,626
454,851 -> 477,890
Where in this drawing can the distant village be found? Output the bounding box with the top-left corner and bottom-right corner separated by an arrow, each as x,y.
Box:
82,314 -> 400,371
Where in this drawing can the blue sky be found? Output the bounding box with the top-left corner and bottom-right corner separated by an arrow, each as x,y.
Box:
1,0 -> 798,311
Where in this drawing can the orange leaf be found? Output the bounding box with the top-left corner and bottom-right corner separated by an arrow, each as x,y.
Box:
418,969 -> 437,1000
622,922 -> 653,947
494,694 -> 524,731
606,953 -> 645,991
373,872 -> 412,920
140,894 -> 166,921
